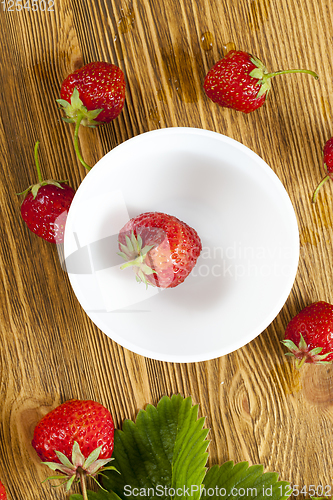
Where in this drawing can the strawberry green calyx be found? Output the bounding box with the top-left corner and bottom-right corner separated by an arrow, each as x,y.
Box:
57,88 -> 103,127
281,333 -> 333,369
249,56 -> 272,99
57,88 -> 103,171
249,56 -> 319,100
42,441 -> 117,499
118,231 -> 156,288
17,141 -> 67,199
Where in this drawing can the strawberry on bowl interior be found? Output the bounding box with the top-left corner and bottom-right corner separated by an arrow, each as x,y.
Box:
63,128 -> 299,362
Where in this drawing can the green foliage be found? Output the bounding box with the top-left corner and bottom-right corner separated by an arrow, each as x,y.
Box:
203,462 -> 290,500
71,395 -> 290,500
103,395 -> 209,500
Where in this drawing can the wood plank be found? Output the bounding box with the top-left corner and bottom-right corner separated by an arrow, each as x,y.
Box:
1,0 -> 333,498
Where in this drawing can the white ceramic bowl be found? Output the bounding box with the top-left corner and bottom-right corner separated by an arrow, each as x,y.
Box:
63,127 -> 299,362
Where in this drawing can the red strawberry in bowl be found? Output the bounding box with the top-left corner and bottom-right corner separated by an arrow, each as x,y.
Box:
312,136 -> 333,203
57,61 -> 126,170
281,301 -> 333,369
203,50 -> 318,113
19,141 -> 75,244
0,480 -> 7,500
118,212 -> 202,288
32,399 -> 116,495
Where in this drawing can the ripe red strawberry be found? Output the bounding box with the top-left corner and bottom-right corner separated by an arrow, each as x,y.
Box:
312,137 -> 333,203
281,301 -> 333,369
203,50 -> 318,113
57,62 -> 126,170
118,212 -> 202,288
19,141 -> 75,244
0,480 -> 7,500
32,399 -> 115,494
59,62 -> 125,124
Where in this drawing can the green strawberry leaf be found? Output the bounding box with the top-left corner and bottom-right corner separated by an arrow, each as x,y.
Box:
56,449 -> 76,469
83,445 -> 104,469
281,339 -> 298,351
71,87 -> 84,108
57,98 -> 70,108
298,334 -> 308,350
249,68 -> 264,80
203,462 -> 290,500
309,347 -> 324,355
72,396 -> 289,500
62,117 -> 76,124
66,475 -> 76,492
87,108 -> 104,120
103,394 -> 209,500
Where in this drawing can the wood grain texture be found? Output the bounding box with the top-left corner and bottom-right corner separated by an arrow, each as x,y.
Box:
1,0 -> 333,498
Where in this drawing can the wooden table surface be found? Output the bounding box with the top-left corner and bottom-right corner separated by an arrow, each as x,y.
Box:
1,0 -> 333,499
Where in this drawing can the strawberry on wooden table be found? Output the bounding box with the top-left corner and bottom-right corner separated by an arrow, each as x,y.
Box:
203,50 -> 318,113
19,141 -> 75,244
58,61 -> 126,171
118,212 -> 202,288
32,399 -> 116,499
281,301 -> 333,369
0,480 -> 7,499
312,136 -> 333,203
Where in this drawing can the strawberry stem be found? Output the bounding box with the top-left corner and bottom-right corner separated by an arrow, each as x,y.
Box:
312,175 -> 330,203
295,356 -> 307,370
34,140 -> 43,183
79,468 -> 88,500
120,254 -> 144,270
264,68 -> 319,80
74,112 -> 92,171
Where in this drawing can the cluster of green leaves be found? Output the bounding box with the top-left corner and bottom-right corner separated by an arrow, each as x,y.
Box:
70,395 -> 290,500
